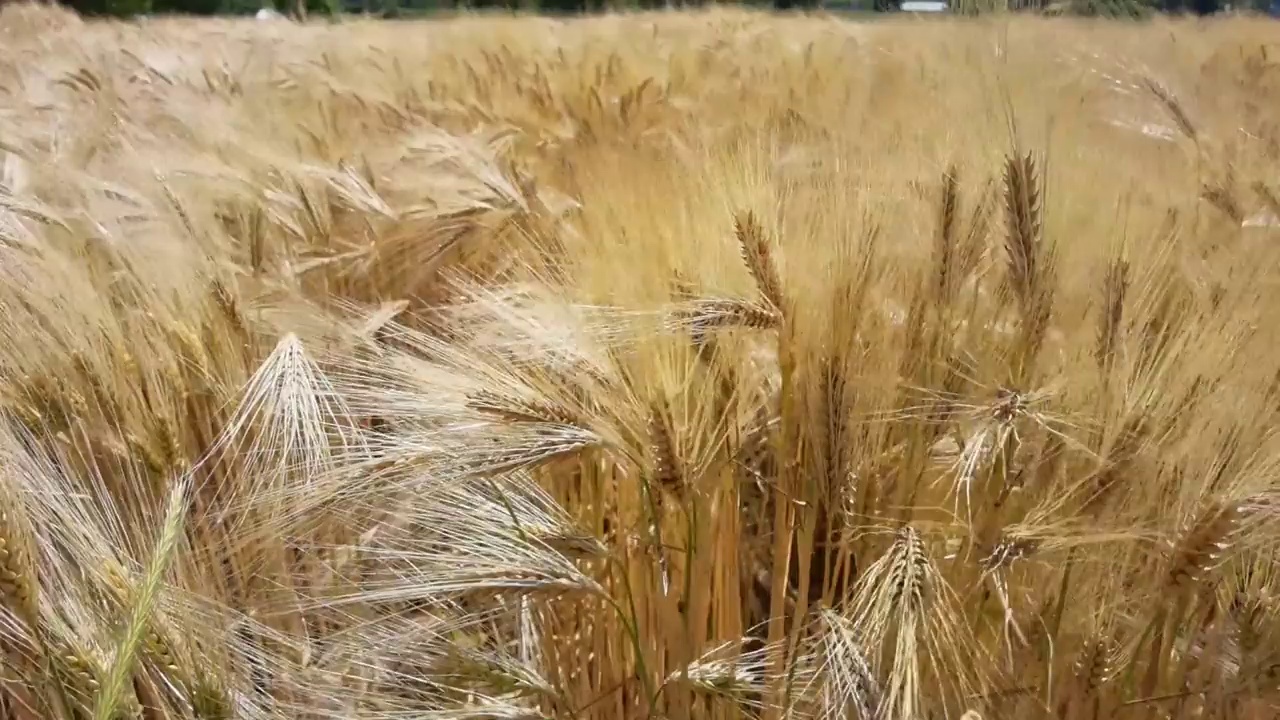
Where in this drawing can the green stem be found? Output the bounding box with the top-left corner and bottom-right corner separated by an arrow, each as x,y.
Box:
603,553 -> 658,717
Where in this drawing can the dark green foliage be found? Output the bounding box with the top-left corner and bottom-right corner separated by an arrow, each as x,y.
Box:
217,0 -> 268,13
153,0 -> 223,14
310,0 -> 342,15
69,0 -> 153,16
1064,0 -> 1155,16
110,0 -> 153,12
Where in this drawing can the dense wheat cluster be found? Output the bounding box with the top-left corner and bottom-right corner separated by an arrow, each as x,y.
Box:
2,3 -> 1280,719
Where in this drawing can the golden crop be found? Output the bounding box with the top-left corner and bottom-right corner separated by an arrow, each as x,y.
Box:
1,3 -> 1279,719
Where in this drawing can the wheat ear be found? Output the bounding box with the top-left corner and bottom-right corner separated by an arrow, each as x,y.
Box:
92,477 -> 190,720
735,210 -> 785,310
1141,76 -> 1198,142
1201,182 -> 1244,224
1002,150 -> 1056,380
1166,500 -> 1242,592
817,608 -> 882,720
1002,151 -> 1042,306
0,505 -> 38,629
467,388 -> 583,427
101,563 -> 230,719
672,298 -> 781,332
1252,181 -> 1280,219
648,402 -> 683,493
933,165 -> 960,304
1095,257 -> 1129,372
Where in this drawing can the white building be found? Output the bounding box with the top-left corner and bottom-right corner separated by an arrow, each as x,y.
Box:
899,1 -> 949,10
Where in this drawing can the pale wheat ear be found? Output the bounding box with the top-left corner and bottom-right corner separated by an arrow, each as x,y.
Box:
667,297 -> 781,338
322,475 -> 604,608
467,387 -> 585,428
810,608 -> 881,720
207,332 -> 363,522
839,526 -> 986,720
661,638 -> 781,709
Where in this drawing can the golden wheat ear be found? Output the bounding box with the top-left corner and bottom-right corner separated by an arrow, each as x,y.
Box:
1141,75 -> 1199,142
1165,499 -> 1243,592
1095,257 -> 1129,373
1255,182 -> 1280,221
1000,148 -> 1058,382
0,501 -> 39,631
932,164 -> 960,305
1001,151 -> 1042,307
734,210 -> 784,311
647,401 -> 683,494
1201,181 -> 1245,225
668,298 -> 781,334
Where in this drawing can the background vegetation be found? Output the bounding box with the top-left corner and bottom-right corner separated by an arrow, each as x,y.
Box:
30,0 -> 1280,21
1,2 -> 1280,720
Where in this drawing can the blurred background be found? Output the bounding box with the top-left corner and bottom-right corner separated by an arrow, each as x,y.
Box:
42,0 -> 1280,25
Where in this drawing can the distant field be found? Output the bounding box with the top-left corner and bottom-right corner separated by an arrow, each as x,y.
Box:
2,4 -> 1280,720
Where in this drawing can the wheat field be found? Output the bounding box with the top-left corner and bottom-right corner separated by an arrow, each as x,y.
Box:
1,3 -> 1280,720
